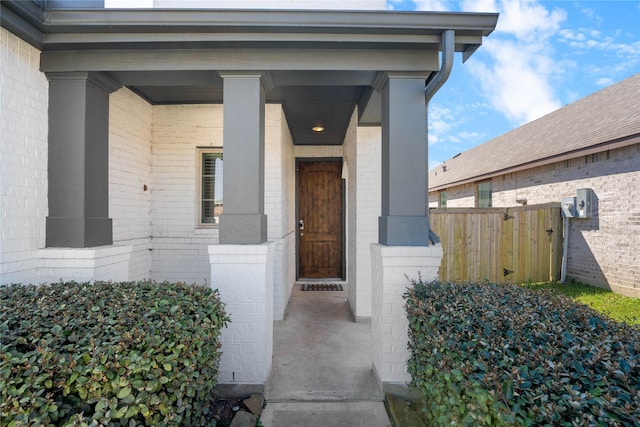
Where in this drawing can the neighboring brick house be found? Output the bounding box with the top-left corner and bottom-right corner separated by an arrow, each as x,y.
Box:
0,1 -> 497,391
428,73 -> 640,297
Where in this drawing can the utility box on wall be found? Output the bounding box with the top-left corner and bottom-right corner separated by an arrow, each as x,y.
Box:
576,188 -> 593,219
561,196 -> 577,218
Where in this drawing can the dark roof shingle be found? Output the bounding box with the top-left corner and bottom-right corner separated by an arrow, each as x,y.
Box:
429,73 -> 640,190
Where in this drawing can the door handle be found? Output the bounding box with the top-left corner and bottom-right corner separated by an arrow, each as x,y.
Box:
299,219 -> 304,231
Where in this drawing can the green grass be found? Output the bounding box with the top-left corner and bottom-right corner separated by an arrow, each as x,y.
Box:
522,281 -> 640,325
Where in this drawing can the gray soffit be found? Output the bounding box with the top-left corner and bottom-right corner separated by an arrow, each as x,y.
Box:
429,73 -> 640,190
1,1 -> 498,146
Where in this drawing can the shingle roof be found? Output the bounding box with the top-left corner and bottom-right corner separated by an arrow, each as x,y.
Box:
429,73 -> 640,190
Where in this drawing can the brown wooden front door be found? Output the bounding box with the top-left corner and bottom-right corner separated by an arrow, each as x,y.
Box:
298,160 -> 343,278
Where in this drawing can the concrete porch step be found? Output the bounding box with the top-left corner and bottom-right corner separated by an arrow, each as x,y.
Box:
260,401 -> 392,427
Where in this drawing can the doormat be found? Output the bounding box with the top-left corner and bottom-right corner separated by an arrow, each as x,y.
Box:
301,283 -> 344,292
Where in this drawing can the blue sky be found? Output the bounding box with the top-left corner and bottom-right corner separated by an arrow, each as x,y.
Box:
387,1 -> 640,169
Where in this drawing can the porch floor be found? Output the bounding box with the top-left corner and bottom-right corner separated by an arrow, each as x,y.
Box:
261,283 -> 391,426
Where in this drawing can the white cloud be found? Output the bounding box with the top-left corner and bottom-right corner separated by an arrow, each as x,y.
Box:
471,42 -> 561,123
458,131 -> 482,141
429,159 -> 443,170
413,0 -> 451,11
412,1 -> 567,125
428,103 -> 486,151
428,104 -> 453,146
494,1 -> 566,41
105,0 -> 153,7
460,0 -> 498,13
596,77 -> 613,87
459,1 -> 566,125
559,28 -> 640,59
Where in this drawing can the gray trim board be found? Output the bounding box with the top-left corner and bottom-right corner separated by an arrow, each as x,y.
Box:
40,49 -> 440,73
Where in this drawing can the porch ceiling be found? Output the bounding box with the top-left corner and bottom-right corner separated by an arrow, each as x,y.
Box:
111,71 -> 372,146
1,2 -> 499,146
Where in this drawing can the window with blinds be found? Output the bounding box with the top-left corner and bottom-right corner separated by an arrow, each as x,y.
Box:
439,191 -> 447,208
200,150 -> 223,225
476,181 -> 492,208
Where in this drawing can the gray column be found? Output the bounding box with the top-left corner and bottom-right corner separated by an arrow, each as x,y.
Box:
46,72 -> 121,248
377,73 -> 431,246
219,73 -> 268,244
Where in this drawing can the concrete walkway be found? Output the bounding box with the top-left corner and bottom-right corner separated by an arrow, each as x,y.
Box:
262,283 -> 392,427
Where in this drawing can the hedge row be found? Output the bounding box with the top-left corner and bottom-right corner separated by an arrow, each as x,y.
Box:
405,281 -> 639,426
0,281 -> 229,427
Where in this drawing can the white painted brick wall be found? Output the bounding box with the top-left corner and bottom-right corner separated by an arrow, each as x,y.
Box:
294,145 -> 343,159
343,111 -> 358,315
150,104 -> 291,287
429,145 -> 640,295
0,28 -> 49,285
355,125 -> 381,318
371,244 -> 442,384
109,88 -> 153,280
38,245 -> 132,284
209,243 -> 274,384
267,108 -> 296,320
343,112 -> 382,320
150,104 -> 223,284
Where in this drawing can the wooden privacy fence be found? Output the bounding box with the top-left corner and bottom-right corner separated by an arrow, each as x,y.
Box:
430,203 -> 563,284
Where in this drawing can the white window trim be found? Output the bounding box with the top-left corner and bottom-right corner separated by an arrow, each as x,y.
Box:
196,147 -> 223,228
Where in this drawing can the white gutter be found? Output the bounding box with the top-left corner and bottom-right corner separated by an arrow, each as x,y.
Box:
425,29 -> 455,102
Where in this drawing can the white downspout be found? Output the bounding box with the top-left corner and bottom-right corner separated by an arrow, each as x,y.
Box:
560,212 -> 569,283
426,30 -> 455,102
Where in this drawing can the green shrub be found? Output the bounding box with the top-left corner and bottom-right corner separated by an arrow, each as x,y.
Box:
0,281 -> 229,426
405,281 -> 639,426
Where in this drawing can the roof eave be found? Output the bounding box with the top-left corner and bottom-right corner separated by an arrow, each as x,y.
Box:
42,9 -> 499,34
0,2 -> 45,49
429,133 -> 640,192
1,1 -> 498,53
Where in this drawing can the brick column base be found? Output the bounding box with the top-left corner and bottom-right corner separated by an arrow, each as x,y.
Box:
370,244 -> 442,385
38,245 -> 132,283
209,243 -> 274,388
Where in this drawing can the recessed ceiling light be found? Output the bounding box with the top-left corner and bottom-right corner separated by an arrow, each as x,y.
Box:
312,126 -> 325,132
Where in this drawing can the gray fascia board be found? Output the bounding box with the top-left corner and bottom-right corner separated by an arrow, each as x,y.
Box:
41,9 -> 498,35
8,5 -> 497,54
41,34 -> 487,55
40,48 -> 439,73
42,32 -> 446,46
2,1 -> 46,28
0,4 -> 45,49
